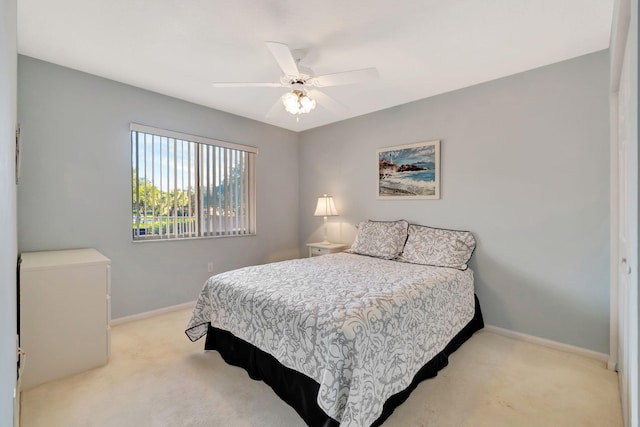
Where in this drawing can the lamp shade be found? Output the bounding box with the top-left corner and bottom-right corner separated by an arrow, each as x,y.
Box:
314,194 -> 338,217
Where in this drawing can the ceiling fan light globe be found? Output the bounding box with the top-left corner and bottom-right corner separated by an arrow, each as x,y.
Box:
299,95 -> 316,113
281,89 -> 317,115
282,92 -> 299,109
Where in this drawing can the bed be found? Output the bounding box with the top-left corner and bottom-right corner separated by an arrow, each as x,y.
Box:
185,220 -> 484,426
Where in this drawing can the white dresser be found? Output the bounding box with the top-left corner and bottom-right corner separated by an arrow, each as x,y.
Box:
19,248 -> 111,390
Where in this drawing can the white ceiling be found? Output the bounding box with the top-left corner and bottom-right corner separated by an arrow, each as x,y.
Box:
17,0 -> 614,132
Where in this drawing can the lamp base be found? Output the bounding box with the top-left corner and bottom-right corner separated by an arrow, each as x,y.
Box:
323,216 -> 329,244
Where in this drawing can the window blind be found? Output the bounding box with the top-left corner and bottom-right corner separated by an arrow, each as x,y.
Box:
131,123 -> 257,241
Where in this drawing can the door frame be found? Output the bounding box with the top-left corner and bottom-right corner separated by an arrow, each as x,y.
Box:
609,1 -> 638,427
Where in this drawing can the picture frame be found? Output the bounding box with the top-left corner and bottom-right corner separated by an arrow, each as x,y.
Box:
377,140 -> 440,200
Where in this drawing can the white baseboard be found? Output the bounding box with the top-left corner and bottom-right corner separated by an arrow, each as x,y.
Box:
484,324 -> 610,364
110,301 -> 196,326
110,307 -> 613,366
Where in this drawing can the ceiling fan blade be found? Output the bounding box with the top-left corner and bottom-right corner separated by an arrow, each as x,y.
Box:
212,82 -> 283,88
265,41 -> 300,76
309,68 -> 379,87
265,97 -> 284,118
308,90 -> 348,114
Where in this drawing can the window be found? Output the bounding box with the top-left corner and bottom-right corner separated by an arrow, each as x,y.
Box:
131,123 -> 257,241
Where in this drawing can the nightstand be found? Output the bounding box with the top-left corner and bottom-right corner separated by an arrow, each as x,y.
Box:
307,242 -> 347,257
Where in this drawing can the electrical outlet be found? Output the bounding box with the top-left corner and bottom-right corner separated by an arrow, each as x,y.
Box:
207,262 -> 214,273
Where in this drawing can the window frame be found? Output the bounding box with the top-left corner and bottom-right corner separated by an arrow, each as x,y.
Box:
130,123 -> 257,242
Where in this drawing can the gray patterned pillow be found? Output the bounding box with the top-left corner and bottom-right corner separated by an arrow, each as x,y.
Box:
399,224 -> 476,270
349,220 -> 409,259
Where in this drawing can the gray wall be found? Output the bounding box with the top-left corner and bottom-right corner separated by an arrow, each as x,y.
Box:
0,0 -> 18,423
299,51 -> 610,353
16,50 -> 611,354
17,56 -> 300,318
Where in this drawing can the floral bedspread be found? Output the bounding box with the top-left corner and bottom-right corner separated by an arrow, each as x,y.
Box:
185,252 -> 475,427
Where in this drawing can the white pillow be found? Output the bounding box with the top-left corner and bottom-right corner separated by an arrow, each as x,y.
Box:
349,220 -> 409,259
399,224 -> 476,270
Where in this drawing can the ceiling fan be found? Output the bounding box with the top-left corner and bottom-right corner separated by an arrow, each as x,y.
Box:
212,42 -> 379,119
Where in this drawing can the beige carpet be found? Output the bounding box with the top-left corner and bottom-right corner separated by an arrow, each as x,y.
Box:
20,308 -> 622,427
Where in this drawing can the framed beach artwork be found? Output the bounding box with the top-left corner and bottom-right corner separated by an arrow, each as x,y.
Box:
377,140 -> 440,200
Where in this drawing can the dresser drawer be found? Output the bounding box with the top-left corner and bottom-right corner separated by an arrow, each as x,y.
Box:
307,243 -> 347,258
310,246 -> 331,257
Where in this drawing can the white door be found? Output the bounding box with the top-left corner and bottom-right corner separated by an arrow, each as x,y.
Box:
617,60 -> 629,426
617,33 -> 638,427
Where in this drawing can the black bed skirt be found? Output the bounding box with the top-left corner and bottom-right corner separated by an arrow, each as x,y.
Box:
204,295 -> 484,427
